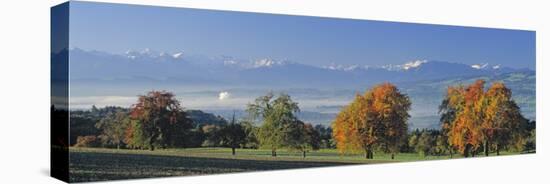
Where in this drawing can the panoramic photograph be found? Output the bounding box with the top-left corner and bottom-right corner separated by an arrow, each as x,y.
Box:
52,1 -> 535,182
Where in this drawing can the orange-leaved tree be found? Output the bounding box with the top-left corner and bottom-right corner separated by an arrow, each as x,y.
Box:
332,83 -> 410,159
482,82 -> 528,155
448,80 -> 485,157
441,80 -> 528,157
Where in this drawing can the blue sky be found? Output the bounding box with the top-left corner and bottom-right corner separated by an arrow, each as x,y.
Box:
69,1 -> 535,69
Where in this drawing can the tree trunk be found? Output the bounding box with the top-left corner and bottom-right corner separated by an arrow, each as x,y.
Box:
271,148 -> 277,157
484,140 -> 490,157
364,145 -> 375,159
149,136 -> 155,151
464,144 -> 471,158
364,148 -> 373,159
232,147 -> 236,156
303,151 -> 306,158
365,148 -> 373,159
391,153 -> 395,160
496,144 -> 500,156
149,141 -> 155,151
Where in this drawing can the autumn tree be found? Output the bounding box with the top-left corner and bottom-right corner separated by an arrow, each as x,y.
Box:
246,92 -> 302,157
124,119 -> 145,149
438,91 -> 459,158
332,83 -> 410,159
482,82 -> 528,155
333,93 -> 375,158
372,83 -> 411,159
128,90 -> 193,151
441,80 -> 529,157
444,80 -> 485,157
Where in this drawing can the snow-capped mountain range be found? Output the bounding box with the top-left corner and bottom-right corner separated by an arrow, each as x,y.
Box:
323,60 -> 503,72
61,48 -> 532,88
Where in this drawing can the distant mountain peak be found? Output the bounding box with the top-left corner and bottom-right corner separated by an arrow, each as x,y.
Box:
471,63 -> 489,69
124,48 -> 184,61
402,60 -> 428,70
251,58 -> 287,68
322,63 -> 361,71
380,59 -> 428,71
469,63 -> 505,70
172,52 -> 184,59
125,49 -> 151,60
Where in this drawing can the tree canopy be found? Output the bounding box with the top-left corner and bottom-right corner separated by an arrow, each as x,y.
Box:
332,83 -> 411,159
440,80 -> 529,157
246,92 -> 304,157
127,91 -> 193,150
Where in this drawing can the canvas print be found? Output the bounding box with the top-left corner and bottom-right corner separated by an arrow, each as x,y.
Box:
51,1 -> 536,183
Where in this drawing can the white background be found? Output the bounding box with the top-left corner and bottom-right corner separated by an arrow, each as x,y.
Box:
0,0 -> 548,183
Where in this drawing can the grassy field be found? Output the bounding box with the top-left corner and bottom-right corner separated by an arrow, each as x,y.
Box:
68,147 -> 519,182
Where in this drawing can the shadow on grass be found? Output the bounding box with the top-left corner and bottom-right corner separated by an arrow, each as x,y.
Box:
69,151 -> 359,182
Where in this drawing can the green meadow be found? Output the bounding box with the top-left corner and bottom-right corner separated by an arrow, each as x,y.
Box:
69,147 -> 521,182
